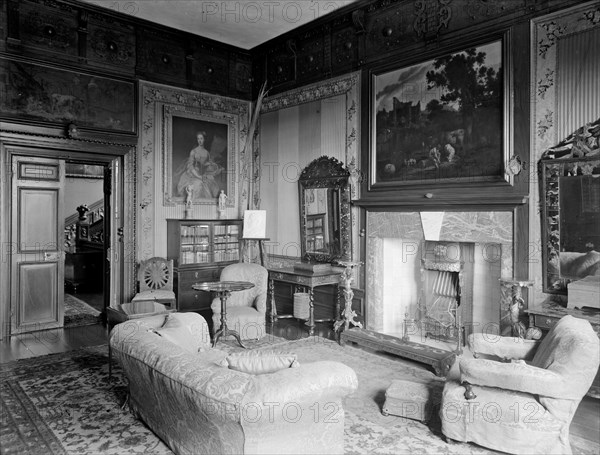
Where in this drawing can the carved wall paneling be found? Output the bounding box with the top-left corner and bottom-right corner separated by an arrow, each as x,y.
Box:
254,0 -> 577,97
332,26 -> 359,70
231,54 -> 253,99
364,1 -> 408,58
297,35 -> 326,81
86,12 -> 136,73
136,28 -> 187,86
11,0 -> 79,60
189,40 -> 230,95
265,42 -> 296,88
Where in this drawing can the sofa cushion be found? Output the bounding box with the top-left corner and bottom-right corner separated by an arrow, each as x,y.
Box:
198,347 -> 229,365
153,326 -> 198,353
222,351 -> 299,375
153,312 -> 210,353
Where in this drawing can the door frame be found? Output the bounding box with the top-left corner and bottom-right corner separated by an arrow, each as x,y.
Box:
0,133 -> 136,339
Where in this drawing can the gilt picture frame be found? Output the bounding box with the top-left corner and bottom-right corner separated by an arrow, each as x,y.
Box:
163,104 -> 237,206
369,34 -> 511,189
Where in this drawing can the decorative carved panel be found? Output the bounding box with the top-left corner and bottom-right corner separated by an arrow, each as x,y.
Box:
332,26 -> 358,68
136,29 -> 186,84
87,13 -> 135,71
190,43 -> 230,93
266,44 -> 295,87
297,36 -> 325,80
233,56 -> 252,98
413,0 -> 453,41
365,2 -> 408,58
17,0 -> 78,57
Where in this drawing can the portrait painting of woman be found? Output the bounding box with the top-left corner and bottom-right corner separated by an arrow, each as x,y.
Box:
170,116 -> 228,202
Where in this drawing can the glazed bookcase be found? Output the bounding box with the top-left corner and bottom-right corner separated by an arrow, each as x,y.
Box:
167,219 -> 241,315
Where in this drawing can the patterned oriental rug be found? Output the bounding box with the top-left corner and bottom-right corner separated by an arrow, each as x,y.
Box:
64,294 -> 101,328
0,337 -> 595,454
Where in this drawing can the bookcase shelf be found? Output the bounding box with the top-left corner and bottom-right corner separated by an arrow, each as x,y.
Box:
167,219 -> 242,316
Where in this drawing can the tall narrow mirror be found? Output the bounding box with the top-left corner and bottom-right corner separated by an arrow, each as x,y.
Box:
299,156 -> 351,263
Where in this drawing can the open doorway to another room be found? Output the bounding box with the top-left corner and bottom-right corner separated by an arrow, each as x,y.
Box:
63,162 -> 106,327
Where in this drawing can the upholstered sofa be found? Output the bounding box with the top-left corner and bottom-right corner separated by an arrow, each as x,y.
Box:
440,315 -> 600,455
110,312 -> 358,455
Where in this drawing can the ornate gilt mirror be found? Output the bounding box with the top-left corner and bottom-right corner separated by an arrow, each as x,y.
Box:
299,156 -> 352,263
540,120 -> 600,294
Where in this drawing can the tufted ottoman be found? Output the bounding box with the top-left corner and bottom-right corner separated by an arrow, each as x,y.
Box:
382,379 -> 444,423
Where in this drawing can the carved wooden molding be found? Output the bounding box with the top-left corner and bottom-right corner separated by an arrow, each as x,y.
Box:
261,73 -> 359,113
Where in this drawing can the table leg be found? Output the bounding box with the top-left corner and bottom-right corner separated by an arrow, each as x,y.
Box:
335,284 -> 342,324
213,291 -> 246,349
305,288 -> 316,336
258,240 -> 265,267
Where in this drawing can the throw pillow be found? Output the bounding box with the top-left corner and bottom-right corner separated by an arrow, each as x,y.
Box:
221,351 -> 299,375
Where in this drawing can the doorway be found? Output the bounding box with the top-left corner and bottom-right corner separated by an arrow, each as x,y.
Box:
63,162 -> 107,326
1,141 -> 132,339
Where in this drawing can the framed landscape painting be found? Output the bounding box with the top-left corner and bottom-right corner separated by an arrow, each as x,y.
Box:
370,37 -> 509,188
163,105 -> 236,205
0,57 -> 135,133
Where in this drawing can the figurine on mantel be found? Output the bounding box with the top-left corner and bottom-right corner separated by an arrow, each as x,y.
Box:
218,190 -> 228,218
184,185 -> 193,219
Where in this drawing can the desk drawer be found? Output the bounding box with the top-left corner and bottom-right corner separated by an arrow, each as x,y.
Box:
178,268 -> 220,285
178,290 -> 212,312
532,314 -> 559,331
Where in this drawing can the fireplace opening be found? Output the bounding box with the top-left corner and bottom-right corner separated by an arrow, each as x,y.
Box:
415,241 -> 475,353
345,211 -> 511,375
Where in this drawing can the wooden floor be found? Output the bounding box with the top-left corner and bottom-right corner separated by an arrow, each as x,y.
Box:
1,318 -> 599,451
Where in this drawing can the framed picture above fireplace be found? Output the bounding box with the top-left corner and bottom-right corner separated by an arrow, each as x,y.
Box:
366,32 -> 514,197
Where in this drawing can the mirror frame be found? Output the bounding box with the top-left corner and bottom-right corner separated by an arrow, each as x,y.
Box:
540,155 -> 600,294
299,156 -> 352,263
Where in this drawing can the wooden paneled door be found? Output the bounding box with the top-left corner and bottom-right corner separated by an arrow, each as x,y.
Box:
10,155 -> 65,334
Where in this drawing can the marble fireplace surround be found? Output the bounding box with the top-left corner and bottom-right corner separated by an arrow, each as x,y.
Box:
366,211 -> 514,341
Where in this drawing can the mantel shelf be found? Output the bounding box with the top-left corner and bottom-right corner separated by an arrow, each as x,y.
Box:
353,194 -> 528,210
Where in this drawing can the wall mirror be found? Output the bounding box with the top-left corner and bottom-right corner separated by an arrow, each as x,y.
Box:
541,156 -> 600,294
299,156 -> 352,263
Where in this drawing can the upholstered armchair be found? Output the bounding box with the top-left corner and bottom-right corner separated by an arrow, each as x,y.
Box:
211,263 -> 268,340
440,315 -> 600,455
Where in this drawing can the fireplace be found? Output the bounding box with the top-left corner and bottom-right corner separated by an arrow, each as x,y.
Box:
418,241 -> 474,350
365,211 -> 513,347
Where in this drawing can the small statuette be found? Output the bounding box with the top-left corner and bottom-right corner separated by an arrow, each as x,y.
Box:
184,185 -> 193,219
218,190 -> 227,218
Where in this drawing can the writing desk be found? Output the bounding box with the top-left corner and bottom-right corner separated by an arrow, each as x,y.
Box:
268,267 -> 342,336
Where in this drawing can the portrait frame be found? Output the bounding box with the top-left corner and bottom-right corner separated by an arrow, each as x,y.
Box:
368,32 -> 513,192
163,104 -> 237,206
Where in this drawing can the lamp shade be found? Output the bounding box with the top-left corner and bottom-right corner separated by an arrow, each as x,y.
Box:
242,210 -> 267,239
